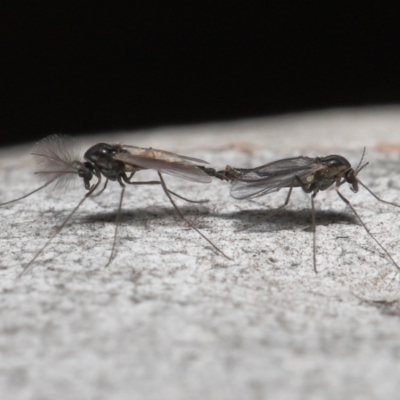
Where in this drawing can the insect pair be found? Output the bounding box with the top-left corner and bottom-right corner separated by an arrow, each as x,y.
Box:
1,134 -> 399,276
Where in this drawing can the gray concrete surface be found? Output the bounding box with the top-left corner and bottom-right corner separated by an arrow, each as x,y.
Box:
1,107 -> 400,400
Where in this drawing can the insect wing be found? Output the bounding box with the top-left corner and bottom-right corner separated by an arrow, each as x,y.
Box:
114,145 -> 212,183
231,157 -> 320,199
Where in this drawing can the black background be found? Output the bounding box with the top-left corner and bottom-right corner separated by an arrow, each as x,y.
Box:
2,2 -> 400,146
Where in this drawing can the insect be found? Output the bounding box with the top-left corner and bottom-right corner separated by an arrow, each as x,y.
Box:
212,152 -> 400,273
0,134 -> 229,277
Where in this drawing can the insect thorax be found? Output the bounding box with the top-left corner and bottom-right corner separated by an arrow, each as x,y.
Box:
84,143 -> 126,181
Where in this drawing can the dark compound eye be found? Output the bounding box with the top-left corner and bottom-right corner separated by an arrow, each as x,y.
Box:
345,169 -> 357,182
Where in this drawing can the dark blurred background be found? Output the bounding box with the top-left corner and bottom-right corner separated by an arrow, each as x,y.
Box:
2,2 -> 400,146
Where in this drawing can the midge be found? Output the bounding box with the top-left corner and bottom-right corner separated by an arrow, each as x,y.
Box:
213,152 -> 400,273
0,134 -> 229,277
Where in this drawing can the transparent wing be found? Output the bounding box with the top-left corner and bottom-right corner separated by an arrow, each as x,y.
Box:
231,156 -> 321,199
32,134 -> 84,189
113,145 -> 212,183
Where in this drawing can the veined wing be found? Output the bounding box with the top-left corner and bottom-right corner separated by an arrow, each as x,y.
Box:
113,145 -> 212,183
231,156 -> 321,199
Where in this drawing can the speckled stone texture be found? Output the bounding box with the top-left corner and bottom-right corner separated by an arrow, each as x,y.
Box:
1,107 -> 400,400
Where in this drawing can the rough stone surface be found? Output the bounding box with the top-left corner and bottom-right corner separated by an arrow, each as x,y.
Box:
1,107 -> 400,400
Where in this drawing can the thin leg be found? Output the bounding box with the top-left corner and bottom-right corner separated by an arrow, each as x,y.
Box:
17,176 -> 102,278
102,175 -> 162,265
122,174 -> 161,186
336,188 -> 400,272
122,172 -> 161,185
122,173 -> 208,203
106,181 -> 125,267
101,175 -> 167,266
165,189 -> 209,204
311,194 -> 317,273
105,174 -> 209,264
358,180 -> 400,208
91,179 -> 109,197
237,179 -> 296,232
299,177 -> 319,273
158,172 -> 231,260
